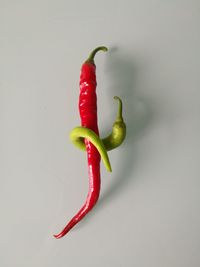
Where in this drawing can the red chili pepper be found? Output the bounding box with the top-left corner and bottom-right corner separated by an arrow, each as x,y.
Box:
54,47 -> 126,238
54,47 -> 109,238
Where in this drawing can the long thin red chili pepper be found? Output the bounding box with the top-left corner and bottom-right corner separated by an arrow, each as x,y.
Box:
54,46 -> 108,238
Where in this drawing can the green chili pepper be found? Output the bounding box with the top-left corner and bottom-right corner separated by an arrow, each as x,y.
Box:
70,96 -> 126,153
102,96 -> 126,151
70,127 -> 112,172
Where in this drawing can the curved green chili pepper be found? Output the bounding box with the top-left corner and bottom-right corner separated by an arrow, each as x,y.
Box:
70,127 -> 112,172
102,96 -> 126,151
70,96 -> 126,152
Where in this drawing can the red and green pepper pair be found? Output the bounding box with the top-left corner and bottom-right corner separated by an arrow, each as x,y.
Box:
54,46 -> 126,239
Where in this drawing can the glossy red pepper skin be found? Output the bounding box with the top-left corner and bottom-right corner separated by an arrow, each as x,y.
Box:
79,61 -> 101,208
53,56 -> 101,238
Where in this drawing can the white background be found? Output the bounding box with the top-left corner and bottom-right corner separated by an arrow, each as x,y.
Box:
1,1 -> 200,266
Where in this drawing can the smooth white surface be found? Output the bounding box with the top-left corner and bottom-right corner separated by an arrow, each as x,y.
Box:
1,1 -> 200,266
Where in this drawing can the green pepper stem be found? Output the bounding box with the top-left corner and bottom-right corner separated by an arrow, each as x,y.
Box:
86,46 -> 108,64
114,96 -> 123,122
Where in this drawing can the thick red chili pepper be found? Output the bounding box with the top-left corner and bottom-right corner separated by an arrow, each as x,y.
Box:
54,46 -> 108,238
